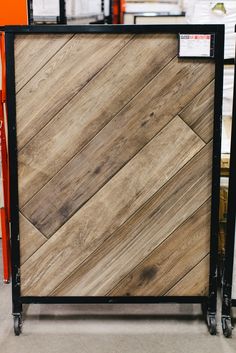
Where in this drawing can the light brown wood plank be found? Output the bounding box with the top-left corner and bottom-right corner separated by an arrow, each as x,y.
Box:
19,213 -> 46,265
51,142 -> 212,297
166,256 -> 210,296
110,201 -> 210,296
16,33 -> 132,150
15,34 -> 74,92
20,117 -> 204,295
179,81 -> 215,143
21,56 -> 214,232
18,34 -> 178,208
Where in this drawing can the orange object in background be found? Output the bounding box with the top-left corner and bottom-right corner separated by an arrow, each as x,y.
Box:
112,0 -> 125,24
0,88 -> 11,284
0,0 -> 29,283
0,0 -> 29,25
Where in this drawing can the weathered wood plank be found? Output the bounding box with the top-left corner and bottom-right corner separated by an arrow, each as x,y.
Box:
110,201 -> 210,296
18,34 -> 178,208
179,81 -> 215,143
15,34 -> 74,92
16,33 -> 132,150
19,213 -> 46,265
166,256 -> 210,296
20,117 -> 204,296
51,142 -> 212,296
21,57 -> 214,234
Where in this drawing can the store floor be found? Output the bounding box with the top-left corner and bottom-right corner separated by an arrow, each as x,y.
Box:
1,246 -> 236,353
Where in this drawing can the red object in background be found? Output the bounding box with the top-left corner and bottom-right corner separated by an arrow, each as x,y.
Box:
112,0 -> 125,24
0,0 -> 28,284
0,88 -> 11,284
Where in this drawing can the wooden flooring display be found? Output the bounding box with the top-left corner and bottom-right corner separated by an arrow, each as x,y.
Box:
13,31 -> 217,297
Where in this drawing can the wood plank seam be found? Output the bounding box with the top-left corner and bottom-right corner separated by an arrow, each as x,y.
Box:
20,53 -> 179,210
32,137 -> 211,260
178,79 -> 215,144
19,212 -> 47,265
49,144 -> 212,296
106,198 -> 211,296
17,34 -> 136,153
20,54 -> 212,217
16,34 -> 215,296
177,115 -> 206,145
179,79 -> 215,117
164,254 -> 210,296
20,117 -> 205,295
52,194 -> 211,296
21,114 -> 205,238
16,34 -> 76,94
17,51 -> 213,212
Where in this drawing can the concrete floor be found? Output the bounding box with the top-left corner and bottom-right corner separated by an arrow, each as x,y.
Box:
1,248 -> 236,353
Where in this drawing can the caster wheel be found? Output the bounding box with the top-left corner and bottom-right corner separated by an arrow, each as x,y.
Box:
13,315 -> 22,336
222,317 -> 232,338
208,316 -> 217,335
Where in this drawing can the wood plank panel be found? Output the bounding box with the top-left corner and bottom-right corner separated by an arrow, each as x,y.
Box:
16,33 -> 132,150
19,214 -> 46,265
18,34 -> 178,208
20,117 -> 204,295
110,201 -> 210,296
21,57 -> 214,233
166,256 -> 210,296
52,142 -> 212,296
179,81 -> 215,143
15,34 -> 74,92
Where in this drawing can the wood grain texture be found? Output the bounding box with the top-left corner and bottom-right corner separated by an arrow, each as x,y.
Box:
19,213 -> 46,265
18,34 -> 177,208
15,34 -> 73,92
166,256 -> 210,296
179,81 -> 215,143
21,56 -> 214,234
110,201 -> 210,296
15,33 -> 216,297
20,117 -> 204,295
16,33 -> 132,150
52,142 -> 212,296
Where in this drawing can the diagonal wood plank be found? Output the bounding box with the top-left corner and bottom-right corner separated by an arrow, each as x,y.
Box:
15,34 -> 74,92
20,117 -> 204,296
16,33 -> 133,150
110,201 -> 210,296
21,57 -> 214,233
51,142 -> 212,296
179,81 -> 215,143
18,34 -> 178,208
19,213 -> 47,265
165,256 -> 210,296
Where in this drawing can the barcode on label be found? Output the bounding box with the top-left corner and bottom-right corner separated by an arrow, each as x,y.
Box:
179,34 -> 214,58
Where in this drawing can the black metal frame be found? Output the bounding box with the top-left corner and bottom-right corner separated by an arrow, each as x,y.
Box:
133,12 -> 185,25
58,0 -> 67,24
3,24 -> 224,335
28,0 -> 67,24
27,0 -> 33,24
221,46 -> 236,337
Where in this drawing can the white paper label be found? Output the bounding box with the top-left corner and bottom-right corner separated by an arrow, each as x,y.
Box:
179,34 -> 212,57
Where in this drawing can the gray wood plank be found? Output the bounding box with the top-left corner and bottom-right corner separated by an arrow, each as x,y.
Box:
20,117 -> 204,296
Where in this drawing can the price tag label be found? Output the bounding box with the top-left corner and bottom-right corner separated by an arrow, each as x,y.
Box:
179,34 -> 214,58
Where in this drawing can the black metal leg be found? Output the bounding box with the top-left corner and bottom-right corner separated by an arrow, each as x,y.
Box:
205,276 -> 217,335
13,301 -> 23,336
222,282 -> 233,338
201,299 -> 216,335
